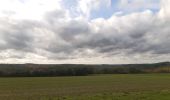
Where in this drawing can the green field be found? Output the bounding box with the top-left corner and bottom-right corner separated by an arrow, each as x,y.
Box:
1,74 -> 170,100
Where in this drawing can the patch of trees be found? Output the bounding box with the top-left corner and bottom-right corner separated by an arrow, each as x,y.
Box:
0,62 -> 169,77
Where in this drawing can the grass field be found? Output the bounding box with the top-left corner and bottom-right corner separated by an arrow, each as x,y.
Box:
1,74 -> 170,100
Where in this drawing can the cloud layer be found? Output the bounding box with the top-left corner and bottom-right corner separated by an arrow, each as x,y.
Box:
0,0 -> 169,64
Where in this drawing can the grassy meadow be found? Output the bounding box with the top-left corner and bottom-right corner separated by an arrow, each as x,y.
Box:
1,74 -> 170,100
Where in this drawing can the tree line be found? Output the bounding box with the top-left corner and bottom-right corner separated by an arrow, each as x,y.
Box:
0,62 -> 169,77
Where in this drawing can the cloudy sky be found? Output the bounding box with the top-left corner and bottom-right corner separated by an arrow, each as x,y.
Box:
0,0 -> 169,64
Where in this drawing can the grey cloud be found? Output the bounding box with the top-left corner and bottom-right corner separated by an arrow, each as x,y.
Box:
59,19 -> 90,42
42,10 -> 170,60
0,19 -> 44,53
0,6 -> 170,63
45,9 -> 68,25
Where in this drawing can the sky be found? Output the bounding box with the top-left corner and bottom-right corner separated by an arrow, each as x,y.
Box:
0,0 -> 169,64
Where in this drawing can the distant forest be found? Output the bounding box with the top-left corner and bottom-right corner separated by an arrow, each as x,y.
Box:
0,62 -> 170,77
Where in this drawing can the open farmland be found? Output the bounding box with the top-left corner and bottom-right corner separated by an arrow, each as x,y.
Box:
1,74 -> 170,100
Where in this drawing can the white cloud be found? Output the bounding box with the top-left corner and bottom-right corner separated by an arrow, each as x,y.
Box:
159,0 -> 170,20
77,0 -> 111,18
0,0 -> 62,20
